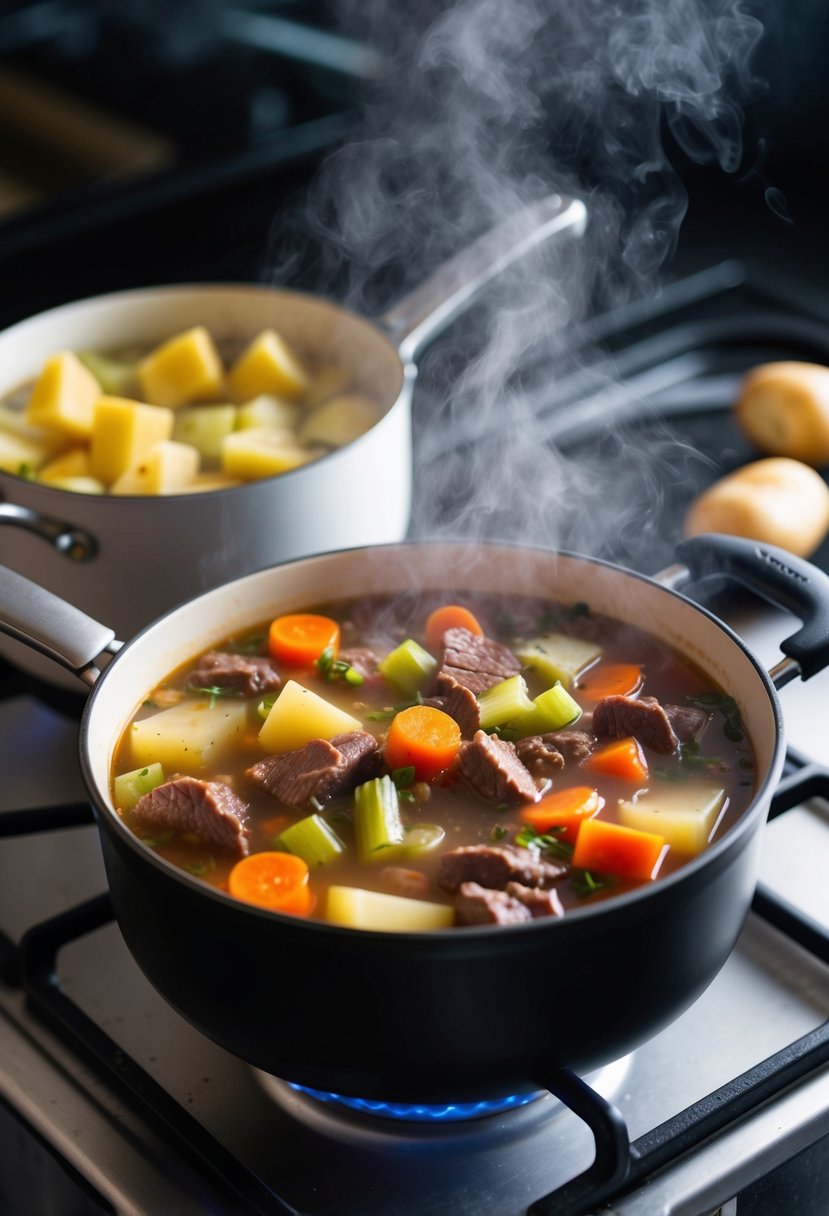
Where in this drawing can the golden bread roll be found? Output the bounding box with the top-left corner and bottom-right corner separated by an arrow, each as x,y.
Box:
684,457 -> 829,557
736,361 -> 829,465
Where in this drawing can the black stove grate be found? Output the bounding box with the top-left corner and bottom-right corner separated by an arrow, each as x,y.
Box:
1,751 -> 828,1216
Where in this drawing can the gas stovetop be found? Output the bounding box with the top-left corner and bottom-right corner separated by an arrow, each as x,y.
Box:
2,260 -> 829,1215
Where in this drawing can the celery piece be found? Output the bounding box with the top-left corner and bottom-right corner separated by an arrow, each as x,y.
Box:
354,775 -> 405,862
173,404 -> 237,462
507,684 -> 582,739
477,674 -> 534,730
378,638 -> 437,696
277,813 -> 345,867
114,762 -> 165,811
516,633 -> 602,688
77,350 -> 138,396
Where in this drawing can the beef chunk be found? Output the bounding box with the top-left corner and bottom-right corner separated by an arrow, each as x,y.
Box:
454,882 -> 532,926
423,673 -> 481,737
506,882 -> 564,919
457,730 -> 539,803
514,734 -> 566,779
437,844 -> 567,894
592,695 -> 679,754
185,651 -> 281,698
665,703 -> 710,743
437,627 -> 521,695
247,730 -> 381,807
380,866 -> 432,899
515,729 -> 595,777
132,777 -> 250,856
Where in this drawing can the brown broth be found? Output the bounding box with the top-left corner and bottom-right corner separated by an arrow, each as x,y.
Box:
111,592 -> 757,924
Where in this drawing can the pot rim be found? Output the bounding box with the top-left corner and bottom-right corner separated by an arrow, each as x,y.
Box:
79,539 -> 786,943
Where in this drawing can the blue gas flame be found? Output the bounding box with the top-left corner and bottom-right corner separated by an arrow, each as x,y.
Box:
289,1083 -> 542,1122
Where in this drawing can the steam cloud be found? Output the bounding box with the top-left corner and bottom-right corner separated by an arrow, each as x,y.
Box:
280,0 -> 765,568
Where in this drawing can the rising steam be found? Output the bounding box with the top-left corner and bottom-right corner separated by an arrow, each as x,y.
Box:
278,0 -> 764,567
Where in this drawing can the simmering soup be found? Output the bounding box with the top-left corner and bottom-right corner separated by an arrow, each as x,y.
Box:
110,591 -> 756,930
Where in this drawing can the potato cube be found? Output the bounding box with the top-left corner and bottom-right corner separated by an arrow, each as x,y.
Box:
0,429 -> 53,476
42,475 -> 106,494
618,784 -> 727,855
38,446 -> 92,482
129,699 -> 249,774
226,330 -> 309,402
221,427 -> 316,480
25,351 -> 101,440
236,394 -> 300,433
89,396 -> 174,485
77,350 -> 138,397
259,679 -> 362,753
299,394 -> 380,449
172,404 -> 237,462
137,326 -> 225,408
326,886 -> 454,931
111,440 -> 200,495
176,472 -> 242,494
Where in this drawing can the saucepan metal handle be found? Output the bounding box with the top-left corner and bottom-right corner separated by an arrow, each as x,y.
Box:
0,499 -> 97,561
659,533 -> 829,688
0,564 -> 119,687
377,193 -> 587,364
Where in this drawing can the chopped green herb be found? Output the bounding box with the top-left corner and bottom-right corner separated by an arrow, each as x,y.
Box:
185,857 -> 216,877
686,692 -> 744,742
572,869 -> 616,897
187,683 -> 238,709
141,831 -> 176,849
570,601 -> 591,619
365,693 -> 423,721
329,810 -> 352,827
16,461 -> 34,479
257,691 -> 279,721
230,633 -> 265,654
315,645 -> 364,686
491,824 -> 509,842
392,766 -> 416,789
515,823 -> 573,860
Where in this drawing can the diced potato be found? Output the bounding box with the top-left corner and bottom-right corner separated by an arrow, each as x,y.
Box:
110,440 -> 200,495
258,679 -> 362,753
236,394 -> 300,432
114,762 -> 166,811
304,364 -> 353,409
326,885 -> 454,931
299,394 -> 380,449
42,475 -> 106,494
0,428 -> 54,476
226,330 -> 309,402
77,350 -> 138,396
89,395 -> 174,485
0,402 -> 66,450
618,784 -> 727,855
516,633 -> 602,688
129,699 -> 249,774
24,351 -> 101,440
38,446 -> 92,482
221,427 -> 316,480
137,326 -> 225,408
172,404 -> 237,461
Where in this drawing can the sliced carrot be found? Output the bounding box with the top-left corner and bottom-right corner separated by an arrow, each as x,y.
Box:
228,851 -> 314,915
585,736 -> 649,783
268,613 -> 340,667
425,604 -> 484,653
572,817 -> 666,882
579,663 -> 643,700
520,785 -> 604,844
385,705 -> 462,782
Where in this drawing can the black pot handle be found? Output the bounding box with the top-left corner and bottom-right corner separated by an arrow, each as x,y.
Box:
674,534 -> 829,681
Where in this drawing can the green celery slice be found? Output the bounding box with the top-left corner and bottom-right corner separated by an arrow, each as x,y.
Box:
114,762 -> 165,811
277,813 -> 345,866
506,683 -> 582,739
378,639 -> 437,696
477,674 -> 534,730
354,775 -> 405,862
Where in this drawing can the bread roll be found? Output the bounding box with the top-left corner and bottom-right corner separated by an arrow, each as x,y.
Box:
736,361 -> 829,465
684,457 -> 829,557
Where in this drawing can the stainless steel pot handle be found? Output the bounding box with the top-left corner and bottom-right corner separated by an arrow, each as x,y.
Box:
0,499 -> 97,561
659,533 -> 829,688
0,564 -> 119,686
376,193 -> 587,363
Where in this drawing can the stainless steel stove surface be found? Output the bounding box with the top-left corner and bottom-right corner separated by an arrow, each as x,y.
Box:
4,263 -> 829,1216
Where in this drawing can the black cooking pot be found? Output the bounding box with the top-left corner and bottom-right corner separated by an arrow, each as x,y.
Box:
2,534 -> 828,1103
